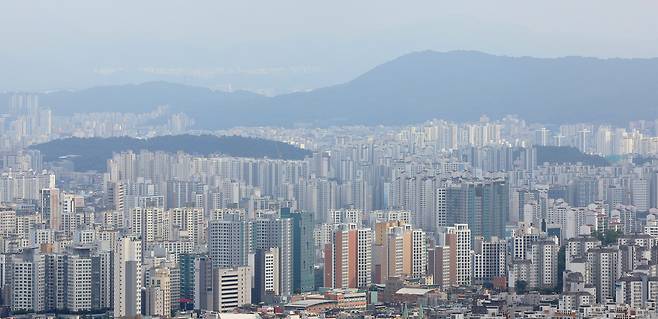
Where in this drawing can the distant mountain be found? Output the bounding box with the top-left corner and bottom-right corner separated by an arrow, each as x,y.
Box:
260,51 -> 658,126
0,82 -> 267,128
4,51 -> 658,128
30,135 -> 310,171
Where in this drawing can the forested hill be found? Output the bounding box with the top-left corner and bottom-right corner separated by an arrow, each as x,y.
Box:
535,146 -> 609,166
31,135 -> 311,171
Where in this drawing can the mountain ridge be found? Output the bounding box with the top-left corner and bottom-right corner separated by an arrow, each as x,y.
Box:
3,51 -> 658,128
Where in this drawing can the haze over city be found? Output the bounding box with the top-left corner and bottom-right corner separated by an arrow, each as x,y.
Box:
2,1 -> 658,319
3,0 -> 658,93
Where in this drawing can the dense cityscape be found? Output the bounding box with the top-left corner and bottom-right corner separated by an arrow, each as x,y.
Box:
4,1 -> 658,318
1,93 -> 658,318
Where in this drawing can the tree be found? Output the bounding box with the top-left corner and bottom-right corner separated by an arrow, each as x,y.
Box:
515,280 -> 528,294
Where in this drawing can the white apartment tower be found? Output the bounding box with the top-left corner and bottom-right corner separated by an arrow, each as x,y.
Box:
169,207 -> 204,247
113,236 -> 142,318
66,254 -> 92,312
440,224 -> 472,286
473,236 -> 507,283
588,247 -> 620,304
130,207 -> 166,242
7,249 -> 45,313
529,238 -> 559,289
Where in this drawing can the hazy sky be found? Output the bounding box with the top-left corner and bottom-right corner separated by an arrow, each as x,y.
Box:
2,0 -> 658,94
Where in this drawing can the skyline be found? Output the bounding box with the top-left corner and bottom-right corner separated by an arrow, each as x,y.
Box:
4,2 -> 658,318
5,50 -> 658,129
2,1 -> 658,93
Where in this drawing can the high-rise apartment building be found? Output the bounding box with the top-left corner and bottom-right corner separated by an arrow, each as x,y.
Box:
253,247 -> 280,303
588,247 -> 620,303
130,207 -> 166,243
473,236 -> 507,284
252,212 -> 293,297
6,248 -> 45,313
113,236 -> 142,318
207,213 -> 251,268
169,207 -> 204,247
194,256 -> 213,311
428,243 -> 454,288
40,188 -> 60,230
373,221 -> 404,283
323,224 -> 372,289
529,238 -> 559,290
280,208 -> 315,293
372,221 -> 427,282
445,178 -> 509,239
145,266 -> 172,317
66,253 -> 93,312
438,224 -> 472,286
